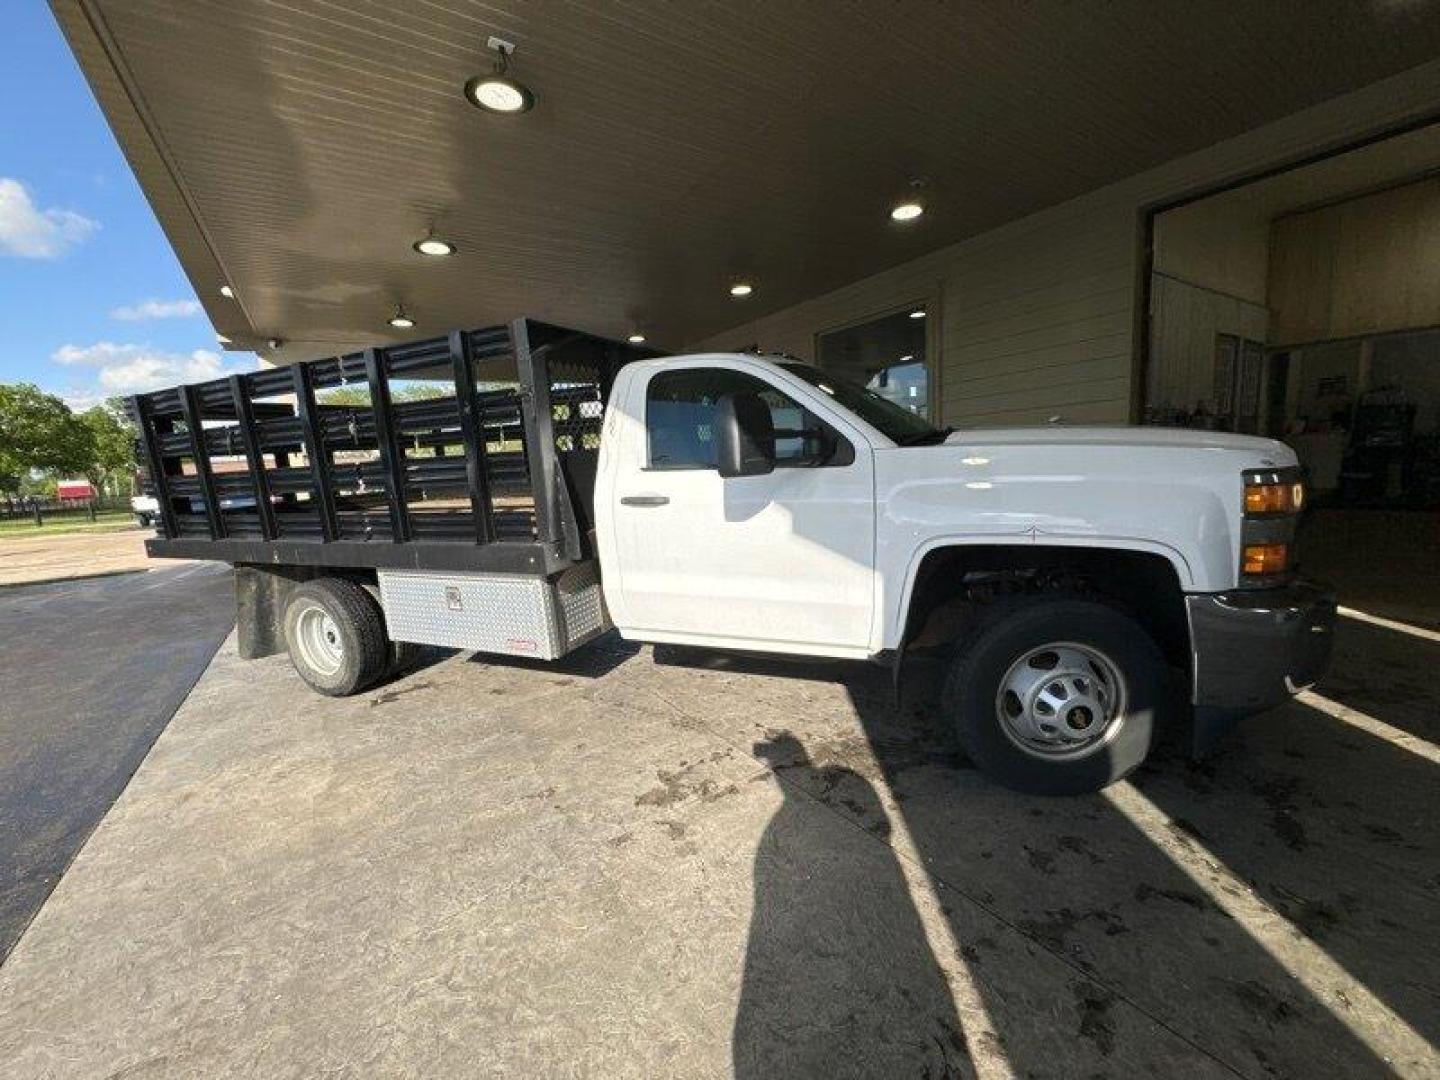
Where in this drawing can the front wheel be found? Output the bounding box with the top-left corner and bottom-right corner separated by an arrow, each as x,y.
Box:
943,596 -> 1168,795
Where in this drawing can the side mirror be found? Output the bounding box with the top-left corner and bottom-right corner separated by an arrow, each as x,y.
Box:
715,392 -> 775,478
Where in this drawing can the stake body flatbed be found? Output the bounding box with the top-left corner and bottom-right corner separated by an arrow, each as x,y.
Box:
131,319 -> 655,578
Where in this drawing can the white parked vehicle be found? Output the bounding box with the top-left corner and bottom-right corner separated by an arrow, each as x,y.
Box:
130,319 -> 1334,795
130,491 -> 159,527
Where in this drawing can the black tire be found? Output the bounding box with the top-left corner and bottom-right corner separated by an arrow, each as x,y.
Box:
282,578 -> 390,696
942,596 -> 1167,796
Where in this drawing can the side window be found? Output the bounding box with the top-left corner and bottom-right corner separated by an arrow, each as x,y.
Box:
645,368 -> 850,470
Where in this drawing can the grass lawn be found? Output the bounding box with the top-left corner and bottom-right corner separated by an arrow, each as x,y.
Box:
0,511 -> 140,539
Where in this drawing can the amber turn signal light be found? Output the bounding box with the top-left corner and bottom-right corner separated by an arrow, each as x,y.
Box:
1244,481 -> 1305,515
1242,543 -> 1289,576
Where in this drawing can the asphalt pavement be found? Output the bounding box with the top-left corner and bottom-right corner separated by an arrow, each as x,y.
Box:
0,563 -> 235,961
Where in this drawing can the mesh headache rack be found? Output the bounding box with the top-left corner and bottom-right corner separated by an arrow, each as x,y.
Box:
129,319 -> 656,576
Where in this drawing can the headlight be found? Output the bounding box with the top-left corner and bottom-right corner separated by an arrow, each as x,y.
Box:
1244,479 -> 1305,516
1240,467 -> 1303,584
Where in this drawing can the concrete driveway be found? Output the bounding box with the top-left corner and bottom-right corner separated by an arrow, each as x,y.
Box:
0,602 -> 1434,1078
0,563 -> 235,961
0,526 -> 157,588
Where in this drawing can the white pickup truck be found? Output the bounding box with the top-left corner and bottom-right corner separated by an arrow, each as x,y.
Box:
131,319 -> 1335,795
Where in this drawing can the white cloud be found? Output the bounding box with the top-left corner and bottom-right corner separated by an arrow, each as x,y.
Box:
60,389 -> 109,414
109,298 -> 204,321
0,178 -> 99,258
51,341 -> 252,398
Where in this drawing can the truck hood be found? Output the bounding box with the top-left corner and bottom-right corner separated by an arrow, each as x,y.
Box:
942,426 -> 1287,459
871,423 -> 1295,593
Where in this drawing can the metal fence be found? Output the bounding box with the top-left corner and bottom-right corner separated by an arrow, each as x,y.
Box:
0,496 -> 131,526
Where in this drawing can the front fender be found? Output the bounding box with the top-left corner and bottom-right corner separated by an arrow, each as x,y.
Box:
882,532 -> 1195,651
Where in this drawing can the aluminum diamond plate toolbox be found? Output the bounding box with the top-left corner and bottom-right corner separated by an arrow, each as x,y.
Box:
377,562 -> 609,660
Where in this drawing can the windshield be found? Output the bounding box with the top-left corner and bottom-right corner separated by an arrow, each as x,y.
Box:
779,362 -> 947,445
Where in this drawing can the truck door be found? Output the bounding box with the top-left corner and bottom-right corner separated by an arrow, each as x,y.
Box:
602,363 -> 876,655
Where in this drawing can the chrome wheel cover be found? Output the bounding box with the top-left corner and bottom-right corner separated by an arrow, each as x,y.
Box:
994,641 -> 1126,759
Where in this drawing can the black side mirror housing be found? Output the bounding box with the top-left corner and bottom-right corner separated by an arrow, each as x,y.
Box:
715,392 -> 776,478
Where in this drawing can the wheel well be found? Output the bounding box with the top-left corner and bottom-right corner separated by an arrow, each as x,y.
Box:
902,545 -> 1190,669
234,563 -> 379,660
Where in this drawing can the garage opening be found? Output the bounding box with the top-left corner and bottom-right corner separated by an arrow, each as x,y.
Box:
1144,122 -> 1440,623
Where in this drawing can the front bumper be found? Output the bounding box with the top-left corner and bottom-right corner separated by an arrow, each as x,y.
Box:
1185,578 -> 1336,754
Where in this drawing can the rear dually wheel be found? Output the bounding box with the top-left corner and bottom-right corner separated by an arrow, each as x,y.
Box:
282,578 -> 390,696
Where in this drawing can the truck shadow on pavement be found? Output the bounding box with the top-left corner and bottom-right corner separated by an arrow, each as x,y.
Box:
384,633 -> 642,691
656,633 -> 1432,1078
464,633 -> 642,679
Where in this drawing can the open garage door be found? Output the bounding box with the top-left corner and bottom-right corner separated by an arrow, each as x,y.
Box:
1144,122 -> 1440,626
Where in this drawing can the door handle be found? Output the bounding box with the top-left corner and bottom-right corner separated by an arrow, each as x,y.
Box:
620,495 -> 669,507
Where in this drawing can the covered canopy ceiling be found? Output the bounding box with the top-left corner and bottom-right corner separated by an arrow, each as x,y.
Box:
53,0 -> 1440,363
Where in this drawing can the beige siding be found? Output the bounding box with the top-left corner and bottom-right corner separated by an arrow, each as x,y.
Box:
1147,274 -> 1269,414
1269,174 -> 1440,345
692,59 -> 1440,429
1152,192 -> 1271,305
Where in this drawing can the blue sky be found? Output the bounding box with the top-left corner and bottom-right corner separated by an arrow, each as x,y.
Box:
0,5 -> 254,412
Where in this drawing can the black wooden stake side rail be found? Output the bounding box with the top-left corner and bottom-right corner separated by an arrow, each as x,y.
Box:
179,384 -> 226,540
131,395 -> 179,539
449,329 -> 496,544
133,319 -> 645,561
512,319 -> 563,549
292,363 -> 339,541
229,374 -> 277,540
364,347 -> 412,543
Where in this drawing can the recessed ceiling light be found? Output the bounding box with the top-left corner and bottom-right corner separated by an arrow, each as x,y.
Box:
413,234 -> 457,257
730,282 -> 754,298
890,201 -> 924,222
627,333 -> 646,345
219,285 -> 234,298
909,309 -> 926,319
899,354 -> 914,362
465,39 -> 535,114
388,305 -> 415,330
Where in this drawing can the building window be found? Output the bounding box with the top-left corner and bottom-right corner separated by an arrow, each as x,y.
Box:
816,307 -> 931,420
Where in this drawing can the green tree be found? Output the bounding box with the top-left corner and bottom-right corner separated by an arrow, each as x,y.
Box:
0,383 -> 93,494
315,383 -> 449,407
318,386 -> 373,408
78,400 -> 139,496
